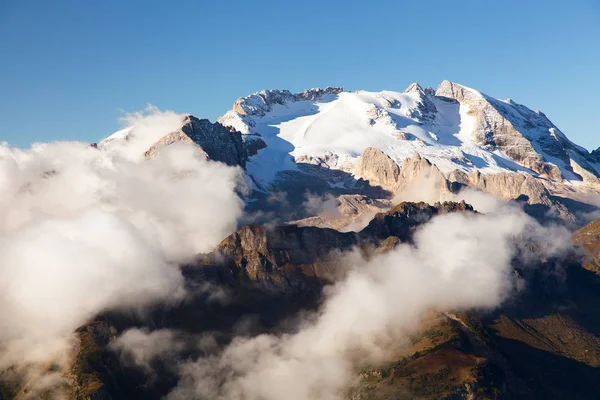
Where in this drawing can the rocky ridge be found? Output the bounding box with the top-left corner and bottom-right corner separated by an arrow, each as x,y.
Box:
210,81 -> 600,225
100,115 -> 248,168
7,203 -> 600,399
144,115 -> 247,167
435,80 -> 599,183
100,82 -> 600,226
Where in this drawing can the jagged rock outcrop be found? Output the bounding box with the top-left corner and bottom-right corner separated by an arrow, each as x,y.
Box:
437,80 -> 550,176
231,87 -> 344,117
67,321 -> 118,400
573,217 -> 600,274
357,147 -> 401,189
403,83 -> 437,121
198,201 -> 477,292
144,115 -> 247,167
199,224 -> 357,292
436,80 -> 598,181
398,152 -> 452,194
570,157 -> 600,185
360,201 -> 474,241
290,194 -> 392,231
356,149 -> 453,198
356,148 -> 584,222
465,170 -> 551,205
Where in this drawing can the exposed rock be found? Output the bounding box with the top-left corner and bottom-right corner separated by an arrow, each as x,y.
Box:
447,169 -> 470,185
67,321 -> 118,400
356,147 -> 400,189
356,149 -> 452,199
144,116 -> 247,167
573,217 -> 600,274
231,87 -> 344,117
289,194 -> 392,231
199,200 -> 476,292
397,152 -> 452,196
200,224 -> 357,292
437,80 -> 547,175
404,82 -> 424,93
360,200 -> 474,242
570,157 -> 600,185
392,130 -> 411,140
295,152 -> 341,169
436,80 -> 599,181
466,171 -> 551,206
243,135 -> 267,157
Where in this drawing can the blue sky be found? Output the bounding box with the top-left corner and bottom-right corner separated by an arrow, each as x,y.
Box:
1,0 -> 599,150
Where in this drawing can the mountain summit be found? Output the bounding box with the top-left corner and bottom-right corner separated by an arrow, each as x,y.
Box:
101,81 -> 600,225
217,81 -> 599,188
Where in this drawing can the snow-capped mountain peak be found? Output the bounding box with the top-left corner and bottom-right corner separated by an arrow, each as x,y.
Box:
231,87 -> 344,117
215,81 -> 600,189
99,114 -> 247,167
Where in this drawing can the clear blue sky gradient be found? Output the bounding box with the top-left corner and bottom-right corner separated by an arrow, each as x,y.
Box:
1,0 -> 599,150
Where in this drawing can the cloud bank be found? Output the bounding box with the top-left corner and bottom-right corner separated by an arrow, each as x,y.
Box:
166,203 -> 571,400
0,107 -> 244,371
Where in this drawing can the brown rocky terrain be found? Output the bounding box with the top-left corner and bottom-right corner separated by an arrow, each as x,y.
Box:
144,115 -> 248,167
5,206 -> 600,400
573,217 -> 600,274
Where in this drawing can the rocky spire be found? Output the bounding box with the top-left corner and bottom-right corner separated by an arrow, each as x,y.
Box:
404,82 -> 424,93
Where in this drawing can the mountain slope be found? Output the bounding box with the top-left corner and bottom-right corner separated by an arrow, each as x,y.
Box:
8,204 -> 600,400
100,115 -> 247,167
217,81 -> 600,191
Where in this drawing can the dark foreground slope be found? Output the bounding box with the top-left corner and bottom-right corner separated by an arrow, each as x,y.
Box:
4,202 -> 600,400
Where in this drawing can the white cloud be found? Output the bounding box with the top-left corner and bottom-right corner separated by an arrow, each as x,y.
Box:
0,107 -> 245,371
100,105 -> 186,161
302,192 -> 341,219
167,206 -> 572,400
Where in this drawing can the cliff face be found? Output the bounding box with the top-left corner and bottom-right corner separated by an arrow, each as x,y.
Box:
356,147 -> 401,189
436,80 -> 598,181
144,116 -> 248,167
360,201 -> 474,242
573,217 -> 600,274
202,224 -> 358,292
102,115 -> 248,168
230,87 -> 344,117
190,200 -> 477,298
356,147 -> 550,205
356,149 -> 451,196
354,146 -> 582,223
465,170 -> 550,205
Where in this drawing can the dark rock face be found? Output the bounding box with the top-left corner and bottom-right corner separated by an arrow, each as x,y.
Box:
15,200 -> 600,400
232,87 -> 344,117
69,321 -> 118,400
192,201 -> 475,295
360,201 -> 474,242
142,116 -> 248,168
198,224 -> 358,293
573,217 -> 600,274
181,116 -> 248,168
243,135 -> 267,157
404,84 -> 438,122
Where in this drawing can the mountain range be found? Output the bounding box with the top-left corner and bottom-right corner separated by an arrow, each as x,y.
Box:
101,80 -> 600,226
4,81 -> 600,400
